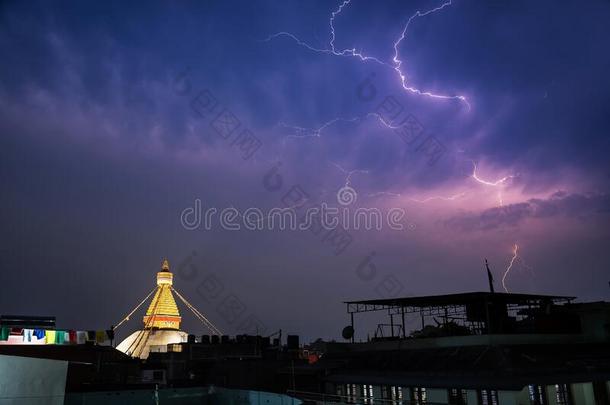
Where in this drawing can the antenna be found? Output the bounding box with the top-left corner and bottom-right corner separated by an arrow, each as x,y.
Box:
485,259 -> 495,293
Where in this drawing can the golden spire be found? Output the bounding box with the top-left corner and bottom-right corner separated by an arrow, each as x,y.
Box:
142,259 -> 181,330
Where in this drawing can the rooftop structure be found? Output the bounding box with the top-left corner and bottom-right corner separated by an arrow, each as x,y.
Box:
344,291 -> 578,341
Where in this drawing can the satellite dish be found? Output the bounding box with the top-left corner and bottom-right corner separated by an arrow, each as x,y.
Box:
342,326 -> 354,340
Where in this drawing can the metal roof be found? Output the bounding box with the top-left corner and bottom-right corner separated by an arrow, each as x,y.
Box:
344,291 -> 575,308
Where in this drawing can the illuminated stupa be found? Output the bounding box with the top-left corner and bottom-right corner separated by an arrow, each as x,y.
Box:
116,259 -> 189,359
143,259 -> 182,329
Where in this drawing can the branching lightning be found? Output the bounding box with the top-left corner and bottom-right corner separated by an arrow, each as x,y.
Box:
367,191 -> 404,199
367,191 -> 466,203
267,2 -> 527,208
502,243 -> 533,293
391,0 -> 470,109
409,192 -> 466,203
265,0 -> 469,108
471,161 -> 514,187
278,112 -> 402,143
332,162 -> 369,188
502,244 -> 519,293
469,160 -> 515,206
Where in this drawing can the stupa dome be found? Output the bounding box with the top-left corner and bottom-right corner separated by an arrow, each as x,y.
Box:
116,329 -> 187,359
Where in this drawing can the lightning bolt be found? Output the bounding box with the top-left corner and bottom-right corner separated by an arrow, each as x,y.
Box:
518,255 -> 534,276
265,0 -> 469,108
278,117 -> 362,142
367,191 -> 466,203
278,112 -> 402,143
391,0 -> 470,109
502,243 -> 519,293
502,243 -> 533,293
409,192 -> 466,203
367,191 -> 404,198
332,162 -> 369,187
470,161 -> 514,187
469,160 -> 516,206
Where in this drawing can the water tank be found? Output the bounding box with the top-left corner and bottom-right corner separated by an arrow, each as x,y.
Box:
287,335 -> 299,349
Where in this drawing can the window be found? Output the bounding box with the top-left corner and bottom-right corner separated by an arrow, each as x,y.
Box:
363,384 -> 374,404
555,384 -> 571,405
388,386 -> 403,405
346,384 -> 358,404
336,385 -> 344,399
449,388 -> 468,404
528,385 -> 546,405
479,390 -> 498,405
411,387 -> 427,404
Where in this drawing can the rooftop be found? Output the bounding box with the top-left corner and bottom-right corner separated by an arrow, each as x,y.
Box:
345,291 -> 575,312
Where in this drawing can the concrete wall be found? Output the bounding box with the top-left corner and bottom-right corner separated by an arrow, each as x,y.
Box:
515,386 -> 531,405
207,387 -> 302,404
466,389 -> 478,404
427,388 -> 449,403
0,354 -> 67,405
498,390 -> 519,405
571,382 -> 595,405
65,386 -> 302,405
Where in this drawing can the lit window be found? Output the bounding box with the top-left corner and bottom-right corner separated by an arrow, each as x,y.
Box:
363,384 -> 374,404
168,344 -> 182,352
412,387 -> 427,404
391,386 -> 403,405
555,384 -> 571,405
346,384 -> 358,404
449,388 -> 468,404
528,385 -> 546,405
480,390 -> 498,405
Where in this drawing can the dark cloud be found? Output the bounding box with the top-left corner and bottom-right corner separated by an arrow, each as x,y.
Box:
444,191 -> 610,232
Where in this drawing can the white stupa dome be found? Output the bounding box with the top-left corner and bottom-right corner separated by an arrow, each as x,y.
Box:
116,329 -> 188,359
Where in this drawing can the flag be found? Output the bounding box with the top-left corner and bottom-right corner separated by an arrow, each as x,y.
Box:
23,329 -> 33,342
76,331 -> 87,344
0,327 -> 9,341
95,330 -> 107,343
45,330 -> 56,344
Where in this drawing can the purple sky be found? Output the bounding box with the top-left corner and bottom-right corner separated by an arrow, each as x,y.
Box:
1,0 -> 609,342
